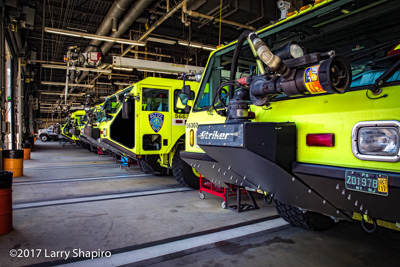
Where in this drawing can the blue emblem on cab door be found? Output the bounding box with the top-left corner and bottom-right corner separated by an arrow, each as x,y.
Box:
149,113 -> 164,133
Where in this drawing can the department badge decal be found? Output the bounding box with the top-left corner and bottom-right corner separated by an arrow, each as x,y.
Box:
149,113 -> 164,133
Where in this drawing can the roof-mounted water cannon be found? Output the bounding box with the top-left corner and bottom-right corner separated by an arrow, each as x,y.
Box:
223,31 -> 352,123
241,32 -> 352,106
277,0 -> 291,20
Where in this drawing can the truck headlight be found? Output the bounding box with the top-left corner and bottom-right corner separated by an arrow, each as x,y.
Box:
352,121 -> 400,162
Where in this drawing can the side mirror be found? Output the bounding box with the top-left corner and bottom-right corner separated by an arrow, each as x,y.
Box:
122,100 -> 131,119
176,93 -> 188,109
182,85 -> 191,95
179,93 -> 189,105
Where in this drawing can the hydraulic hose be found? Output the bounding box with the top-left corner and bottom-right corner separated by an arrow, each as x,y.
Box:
229,30 -> 252,100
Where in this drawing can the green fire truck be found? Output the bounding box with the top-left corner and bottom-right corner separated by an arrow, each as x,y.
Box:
99,77 -> 200,188
180,0 -> 400,232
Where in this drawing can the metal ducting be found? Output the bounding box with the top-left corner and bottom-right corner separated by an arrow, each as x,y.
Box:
100,0 -> 154,54
88,0 -> 134,50
75,0 -> 135,84
77,0 -> 154,84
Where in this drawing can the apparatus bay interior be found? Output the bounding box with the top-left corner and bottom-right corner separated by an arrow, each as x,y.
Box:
0,141 -> 399,266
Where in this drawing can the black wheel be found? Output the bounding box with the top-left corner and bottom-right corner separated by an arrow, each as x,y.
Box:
88,145 -> 95,152
40,135 -> 49,142
172,146 -> 199,189
143,155 -> 169,175
139,159 -> 153,174
274,199 -> 336,231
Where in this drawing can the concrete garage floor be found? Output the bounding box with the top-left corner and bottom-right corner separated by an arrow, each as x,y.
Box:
1,141 -> 400,267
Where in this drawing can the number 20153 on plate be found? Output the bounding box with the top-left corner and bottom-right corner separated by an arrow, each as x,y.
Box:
345,170 -> 388,196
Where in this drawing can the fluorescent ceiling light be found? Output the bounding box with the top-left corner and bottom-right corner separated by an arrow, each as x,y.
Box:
136,69 -> 177,75
148,37 -> 176,45
113,66 -> 133,71
191,44 -> 203,49
42,64 -> 112,73
39,91 -> 86,96
178,41 -> 189,46
41,81 -> 94,88
203,45 -> 216,51
178,40 -> 216,51
114,82 -> 132,86
45,27 -> 146,46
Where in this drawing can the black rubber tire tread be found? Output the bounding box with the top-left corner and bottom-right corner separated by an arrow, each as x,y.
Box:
40,134 -> 48,142
172,147 -> 199,189
274,199 -> 335,231
144,155 -> 169,176
139,159 -> 153,174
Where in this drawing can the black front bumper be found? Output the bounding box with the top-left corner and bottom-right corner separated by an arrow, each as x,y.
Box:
181,151 -> 400,223
181,121 -> 400,223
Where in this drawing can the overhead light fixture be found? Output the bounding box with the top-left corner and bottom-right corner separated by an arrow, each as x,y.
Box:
148,37 -> 176,45
178,40 -> 216,51
45,27 -> 146,46
178,41 -> 189,46
114,82 -> 133,86
203,45 -> 217,51
42,64 -> 112,73
39,91 -> 86,96
136,69 -> 177,75
41,81 -> 94,88
113,66 -> 134,71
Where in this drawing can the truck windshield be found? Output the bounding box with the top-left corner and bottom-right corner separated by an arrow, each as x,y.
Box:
194,0 -> 400,111
97,86 -> 132,122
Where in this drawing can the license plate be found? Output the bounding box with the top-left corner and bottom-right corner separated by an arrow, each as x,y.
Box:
345,170 -> 388,196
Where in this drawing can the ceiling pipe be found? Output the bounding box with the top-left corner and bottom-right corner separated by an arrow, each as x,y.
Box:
182,0 -> 255,31
77,0 -> 153,84
90,1 -> 185,85
74,0 -> 134,86
100,0 -> 154,54
88,0 -> 134,49
120,1 -> 185,57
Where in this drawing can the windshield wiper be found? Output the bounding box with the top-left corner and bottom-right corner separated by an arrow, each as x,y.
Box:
370,59 -> 400,95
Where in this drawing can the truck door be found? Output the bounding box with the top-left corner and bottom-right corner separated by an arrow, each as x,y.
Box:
139,85 -> 171,155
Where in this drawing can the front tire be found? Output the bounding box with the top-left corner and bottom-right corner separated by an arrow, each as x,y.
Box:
40,135 -> 49,142
172,147 -> 199,189
274,199 -> 336,231
144,155 -> 169,175
139,159 -> 153,174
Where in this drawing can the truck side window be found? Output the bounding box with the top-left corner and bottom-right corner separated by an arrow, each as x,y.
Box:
142,88 -> 169,112
174,90 -> 195,113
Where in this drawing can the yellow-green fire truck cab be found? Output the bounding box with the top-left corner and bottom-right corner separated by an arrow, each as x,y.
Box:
60,110 -> 86,143
81,86 -> 133,151
181,0 -> 400,232
99,77 -> 200,188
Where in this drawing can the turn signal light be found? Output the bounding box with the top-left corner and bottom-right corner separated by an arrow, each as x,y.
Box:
306,133 -> 335,147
